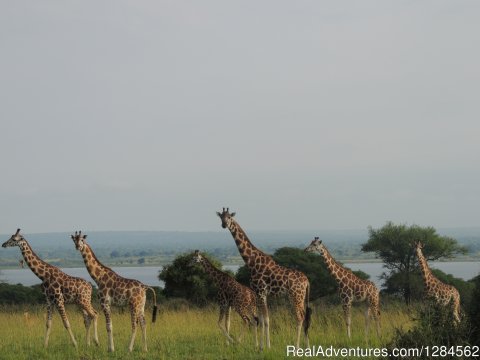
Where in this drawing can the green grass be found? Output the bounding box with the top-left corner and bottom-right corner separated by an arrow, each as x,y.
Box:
0,301 -> 413,359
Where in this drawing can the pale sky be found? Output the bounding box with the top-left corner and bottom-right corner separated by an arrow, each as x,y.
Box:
0,1 -> 479,233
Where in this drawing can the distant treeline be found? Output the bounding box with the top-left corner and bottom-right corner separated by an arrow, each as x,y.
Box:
1,229 -> 479,268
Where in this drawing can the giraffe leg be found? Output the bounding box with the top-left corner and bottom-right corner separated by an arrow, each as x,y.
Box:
372,298 -> 381,337
238,318 -> 247,343
262,300 -> 271,349
82,309 -> 92,346
80,298 -> 99,346
343,302 -> 352,339
139,312 -> 147,352
237,311 -> 249,343
374,307 -> 381,336
90,309 -> 99,346
454,309 -> 461,323
225,306 -> 231,339
365,307 -> 371,337
258,311 -> 265,350
55,298 -> 78,348
253,317 -> 258,348
371,293 -> 381,336
128,304 -> 138,352
44,302 -> 54,348
256,295 -> 270,350
453,292 -> 461,323
291,294 -> 306,348
242,301 -> 259,347
293,306 -> 302,348
101,300 -> 114,352
218,306 -> 234,344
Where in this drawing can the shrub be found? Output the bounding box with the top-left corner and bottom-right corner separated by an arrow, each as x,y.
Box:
388,301 -> 472,359
469,275 -> 480,344
0,283 -> 44,304
158,252 -> 223,306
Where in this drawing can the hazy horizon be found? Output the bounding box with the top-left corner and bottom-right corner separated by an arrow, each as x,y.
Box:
1,2 -> 479,233
2,225 -> 480,241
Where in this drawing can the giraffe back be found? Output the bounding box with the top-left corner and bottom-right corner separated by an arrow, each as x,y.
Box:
251,261 -> 308,297
36,267 -> 94,305
100,273 -> 147,307
220,277 -> 257,315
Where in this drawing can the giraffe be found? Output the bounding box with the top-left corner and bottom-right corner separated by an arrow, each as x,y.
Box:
191,250 -> 258,346
2,229 -> 99,348
414,241 -> 461,322
304,237 -> 380,338
71,231 -> 158,352
217,208 -> 311,349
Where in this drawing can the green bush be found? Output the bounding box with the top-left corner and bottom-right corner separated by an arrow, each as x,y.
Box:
469,275 -> 480,345
388,302 -> 472,359
158,252 -> 223,306
0,283 -> 44,304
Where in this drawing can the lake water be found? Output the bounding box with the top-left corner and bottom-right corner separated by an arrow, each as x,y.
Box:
1,262 -> 479,288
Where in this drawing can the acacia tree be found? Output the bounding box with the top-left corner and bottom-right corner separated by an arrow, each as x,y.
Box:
361,222 -> 467,304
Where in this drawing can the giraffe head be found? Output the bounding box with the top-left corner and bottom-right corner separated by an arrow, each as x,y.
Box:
2,229 -> 26,248
413,240 -> 426,257
304,237 -> 324,254
216,207 -> 236,229
191,250 -> 203,264
414,240 -> 424,250
71,231 -> 88,251
189,250 -> 208,269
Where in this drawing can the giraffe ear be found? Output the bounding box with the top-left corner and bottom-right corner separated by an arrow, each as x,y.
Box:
216,212 -> 221,217
84,235 -> 87,239
231,212 -> 236,217
71,235 -> 74,240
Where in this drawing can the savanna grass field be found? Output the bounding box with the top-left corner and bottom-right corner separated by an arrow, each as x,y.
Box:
0,300 -> 412,360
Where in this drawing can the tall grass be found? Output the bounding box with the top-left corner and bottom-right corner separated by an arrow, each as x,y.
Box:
0,301 -> 413,359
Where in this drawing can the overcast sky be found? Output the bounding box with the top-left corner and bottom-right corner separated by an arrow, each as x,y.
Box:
0,1 -> 479,234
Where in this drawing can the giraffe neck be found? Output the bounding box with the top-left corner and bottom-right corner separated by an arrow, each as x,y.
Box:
199,257 -> 228,287
320,245 -> 351,284
79,244 -> 111,284
227,219 -> 265,269
18,241 -> 51,281
416,247 -> 435,285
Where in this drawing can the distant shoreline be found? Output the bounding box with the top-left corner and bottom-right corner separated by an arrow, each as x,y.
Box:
1,258 -> 478,270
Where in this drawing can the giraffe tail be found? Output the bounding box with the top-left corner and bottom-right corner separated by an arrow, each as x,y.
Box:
146,286 -> 158,323
304,282 -> 312,336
